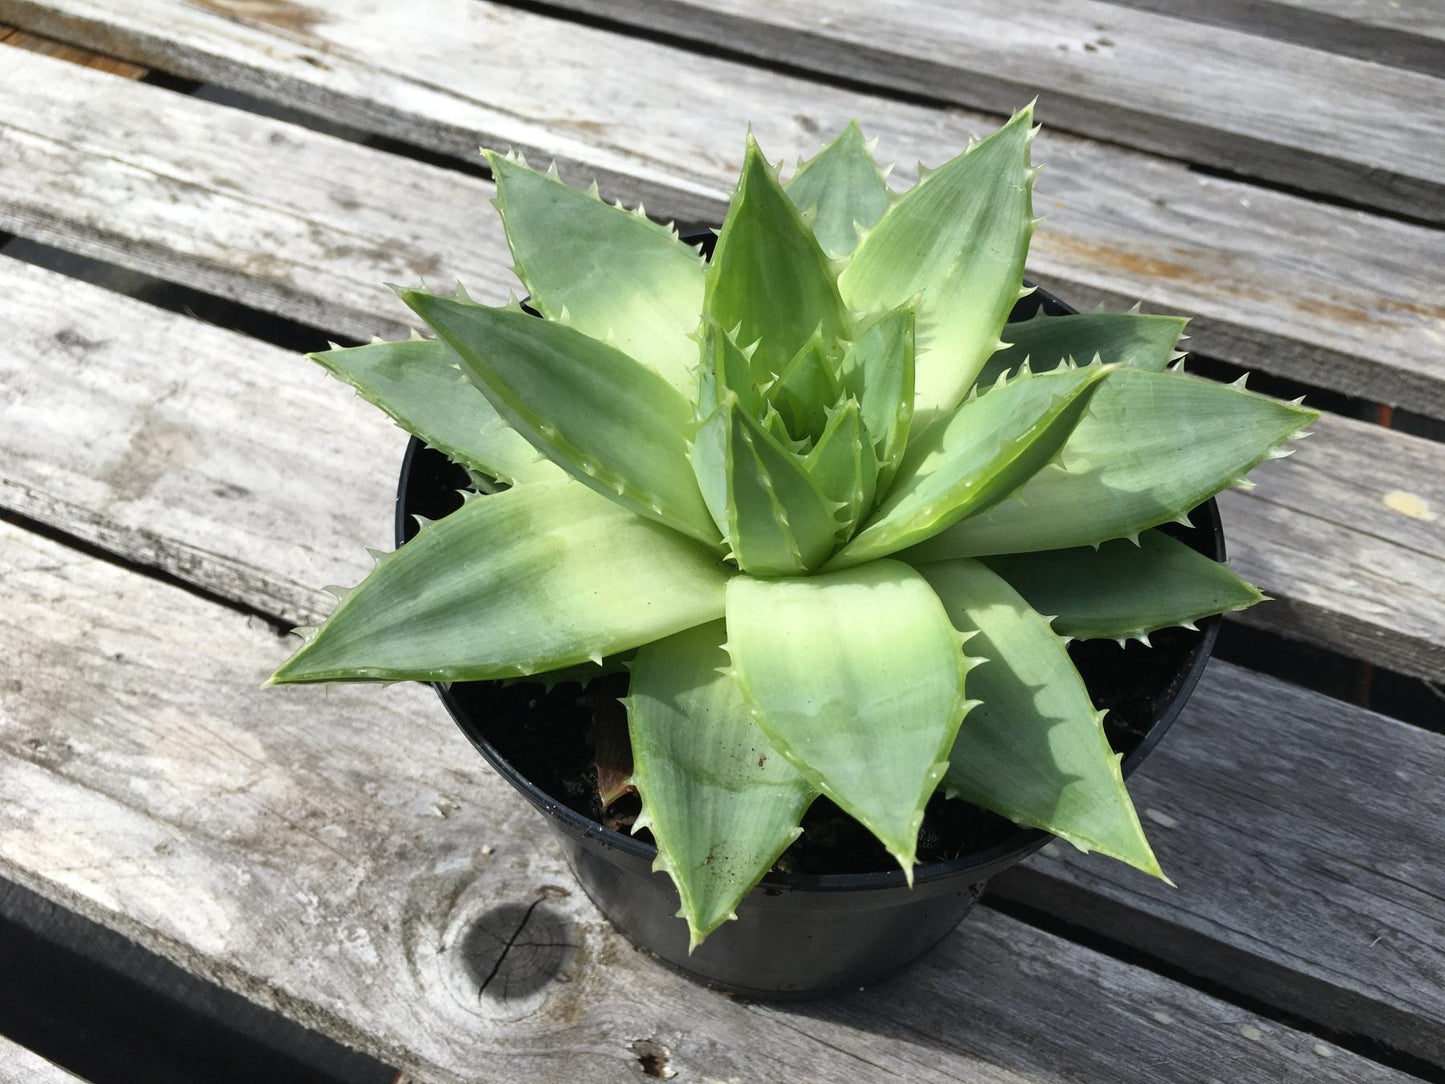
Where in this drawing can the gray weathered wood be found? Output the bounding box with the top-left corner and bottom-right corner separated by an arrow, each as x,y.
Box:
1,32 -> 1442,418
4,255 -> 1444,1066
0,19 -> 147,75
0,519 -> 1416,1083
6,253 -> 1442,681
1108,0 -> 1445,74
0,1038 -> 84,1084
990,659 -> 1445,1066
476,0 -> 1445,222
0,255 -> 401,630
0,44 -> 513,345
1220,408 -> 1445,683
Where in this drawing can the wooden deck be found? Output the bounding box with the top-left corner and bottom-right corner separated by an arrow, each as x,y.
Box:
0,2 -> 1441,1080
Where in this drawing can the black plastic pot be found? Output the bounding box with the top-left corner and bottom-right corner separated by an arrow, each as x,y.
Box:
394,286 -> 1224,999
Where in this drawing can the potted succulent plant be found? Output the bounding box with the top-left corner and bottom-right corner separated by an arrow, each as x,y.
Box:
269,106 -> 1314,994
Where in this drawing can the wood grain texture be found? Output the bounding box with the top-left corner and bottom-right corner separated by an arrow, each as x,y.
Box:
0,27 -> 1441,418
0,1038 -> 84,1084
493,0 -> 1445,222
1107,0 -> 1445,75
0,46 -> 514,345
0,255 -> 399,630
0,21 -> 146,75
6,252 -> 1442,682
0,519 -> 1417,1083
3,255 -> 1443,1067
990,659 -> 1445,1066
1219,409 -> 1445,683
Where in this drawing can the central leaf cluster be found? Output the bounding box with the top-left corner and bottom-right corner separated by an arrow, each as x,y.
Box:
690,137 -> 898,575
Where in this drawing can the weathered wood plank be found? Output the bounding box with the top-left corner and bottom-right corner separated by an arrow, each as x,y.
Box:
2,5 -> 1443,416
7,252 -> 1443,681
1108,0 -> 1445,74
0,519 -> 1416,1083
1219,409 -> 1445,683
990,659 -> 1445,1066
0,46 -> 513,345
0,1037 -> 84,1084
4,255 -> 1444,1066
0,20 -> 146,76
1247,0 -> 1444,37
0,255 -> 401,630
0,874 -> 397,1084
485,0 -> 1445,222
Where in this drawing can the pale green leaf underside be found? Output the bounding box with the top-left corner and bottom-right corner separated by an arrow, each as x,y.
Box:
401,291 -> 721,547
784,120 -> 891,259
695,317 -> 761,421
627,621 -> 816,948
983,530 -> 1265,641
804,399 -> 878,540
975,311 -> 1187,389
904,368 -> 1318,557
268,481 -> 728,684
836,304 -> 915,488
919,559 -> 1164,878
840,106 -> 1036,427
486,151 -> 705,397
720,397 -> 839,575
308,338 -> 563,487
830,365 -> 1108,569
725,561 -> 970,874
706,135 -> 850,378
769,330 -> 840,444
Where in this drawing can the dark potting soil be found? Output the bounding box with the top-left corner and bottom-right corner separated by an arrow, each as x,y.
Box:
403,430 -> 1214,878
443,620 -> 1201,877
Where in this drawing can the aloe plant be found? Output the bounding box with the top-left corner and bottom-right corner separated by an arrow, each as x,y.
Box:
270,106 -> 1315,948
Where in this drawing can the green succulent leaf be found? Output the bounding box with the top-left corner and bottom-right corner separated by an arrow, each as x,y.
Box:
627,621 -> 816,949
836,303 -> 915,490
695,317 -> 762,421
308,338 -> 563,486
400,290 -> 721,547
839,105 -> 1037,427
919,558 -> 1165,878
982,530 -> 1265,642
269,112 -> 1308,946
768,330 -> 842,444
830,364 -> 1110,569
503,652 -> 634,691
804,399 -> 878,541
975,310 -> 1188,389
705,133 -> 851,379
905,369 -> 1318,557
725,561 -> 973,874
485,150 -> 704,396
784,120 -> 891,258
268,481 -> 729,684
702,394 -> 840,575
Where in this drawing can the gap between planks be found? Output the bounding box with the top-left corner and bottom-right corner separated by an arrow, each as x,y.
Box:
0,37 -> 1440,419
0,517 -> 1424,1083
483,0 -> 1445,224
1105,0 -> 1445,76
0,20 -> 144,76
2,250 -> 1445,1066
3,178 -> 1444,683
